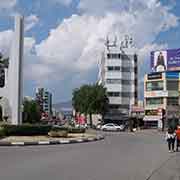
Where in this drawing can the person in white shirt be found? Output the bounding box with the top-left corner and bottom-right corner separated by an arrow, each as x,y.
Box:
165,127 -> 176,153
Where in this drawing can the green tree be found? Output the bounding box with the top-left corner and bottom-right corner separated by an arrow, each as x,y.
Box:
0,105 -> 2,122
23,99 -> 41,124
72,84 -> 108,127
0,53 -> 9,68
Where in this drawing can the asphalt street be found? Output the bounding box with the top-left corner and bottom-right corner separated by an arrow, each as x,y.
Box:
0,130 -> 179,180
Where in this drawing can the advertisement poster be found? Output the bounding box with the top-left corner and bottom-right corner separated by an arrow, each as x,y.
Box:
151,48 -> 180,72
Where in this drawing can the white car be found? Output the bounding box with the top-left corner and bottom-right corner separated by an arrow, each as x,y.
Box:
101,123 -> 124,131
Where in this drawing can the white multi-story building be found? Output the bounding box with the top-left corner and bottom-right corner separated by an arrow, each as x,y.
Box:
36,88 -> 52,117
98,35 -> 138,124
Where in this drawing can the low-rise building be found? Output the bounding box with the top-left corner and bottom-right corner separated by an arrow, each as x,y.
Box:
144,71 -> 180,128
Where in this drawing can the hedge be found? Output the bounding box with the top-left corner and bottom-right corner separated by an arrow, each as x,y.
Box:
0,127 -> 5,137
51,126 -> 86,133
51,126 -> 69,132
0,124 -> 86,137
0,124 -> 52,136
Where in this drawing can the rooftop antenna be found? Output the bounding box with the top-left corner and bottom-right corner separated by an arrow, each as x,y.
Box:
113,35 -> 117,47
105,36 -> 110,50
125,34 -> 129,48
129,37 -> 133,45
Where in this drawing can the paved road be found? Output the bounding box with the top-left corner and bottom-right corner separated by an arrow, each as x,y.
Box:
0,131 -> 179,180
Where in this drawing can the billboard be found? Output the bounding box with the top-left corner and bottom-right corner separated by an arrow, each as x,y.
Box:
147,72 -> 162,80
151,48 -> 180,72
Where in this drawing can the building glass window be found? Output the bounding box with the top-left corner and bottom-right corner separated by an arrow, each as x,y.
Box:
107,54 -> 110,59
108,92 -> 120,97
146,98 -> 163,105
107,66 -> 132,72
109,105 -> 120,109
166,80 -> 178,91
0,68 -> 5,88
121,54 -> 127,60
106,79 -> 121,84
121,67 -> 131,72
107,53 -> 121,59
146,81 -> 163,91
122,80 -> 131,85
114,66 -> 120,71
107,66 -> 113,71
107,66 -> 121,71
108,92 -> 132,97
121,92 -> 131,97
167,97 -> 179,106
106,79 -> 132,85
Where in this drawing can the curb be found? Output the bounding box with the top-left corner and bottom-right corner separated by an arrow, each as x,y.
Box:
0,135 -> 104,146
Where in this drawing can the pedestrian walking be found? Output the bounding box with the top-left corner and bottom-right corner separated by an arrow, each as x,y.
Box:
175,125 -> 180,152
165,127 -> 176,153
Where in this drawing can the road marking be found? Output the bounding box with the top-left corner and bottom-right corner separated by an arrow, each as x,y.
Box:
76,139 -> 83,142
38,141 -> 50,145
11,142 -> 24,145
60,140 -> 70,144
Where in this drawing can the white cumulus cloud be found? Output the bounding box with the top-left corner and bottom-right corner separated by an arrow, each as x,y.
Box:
0,0 -> 179,101
0,0 -> 17,9
33,0 -> 178,81
25,14 -> 39,32
0,30 -> 13,57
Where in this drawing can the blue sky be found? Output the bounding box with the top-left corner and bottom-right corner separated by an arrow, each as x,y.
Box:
0,0 -> 180,103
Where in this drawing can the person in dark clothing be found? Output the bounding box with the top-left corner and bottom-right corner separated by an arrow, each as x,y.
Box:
165,127 -> 176,153
155,52 -> 166,71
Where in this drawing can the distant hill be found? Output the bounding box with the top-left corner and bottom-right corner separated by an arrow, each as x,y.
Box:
53,101 -> 73,112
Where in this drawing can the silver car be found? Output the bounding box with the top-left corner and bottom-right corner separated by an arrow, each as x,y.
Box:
101,123 -> 124,131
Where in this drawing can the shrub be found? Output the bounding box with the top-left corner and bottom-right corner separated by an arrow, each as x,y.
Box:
48,130 -> 68,137
68,127 -> 85,133
0,124 -> 86,137
0,127 -> 5,137
0,124 -> 52,136
51,126 -> 68,132
51,126 -> 85,133
48,126 -> 68,137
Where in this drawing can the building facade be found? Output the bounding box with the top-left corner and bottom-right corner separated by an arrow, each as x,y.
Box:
36,88 -> 52,118
144,71 -> 180,128
98,35 -> 138,124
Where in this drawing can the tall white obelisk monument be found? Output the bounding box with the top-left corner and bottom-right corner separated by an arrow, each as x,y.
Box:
8,15 -> 24,125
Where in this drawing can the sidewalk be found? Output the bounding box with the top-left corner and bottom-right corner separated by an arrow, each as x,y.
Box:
147,153 -> 180,180
135,129 -> 166,135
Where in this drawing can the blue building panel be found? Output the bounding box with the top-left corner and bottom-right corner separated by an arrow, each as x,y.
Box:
165,71 -> 180,79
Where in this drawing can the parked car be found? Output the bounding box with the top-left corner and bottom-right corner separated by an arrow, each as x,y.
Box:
101,123 -> 125,131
